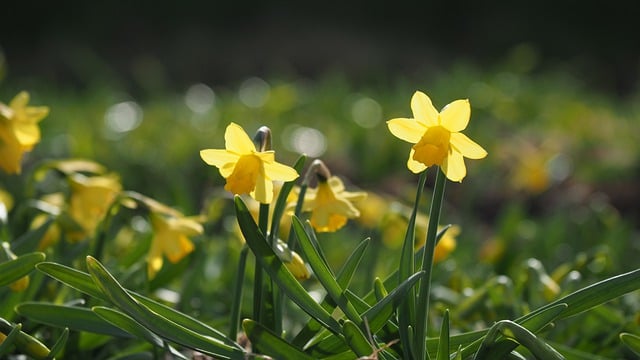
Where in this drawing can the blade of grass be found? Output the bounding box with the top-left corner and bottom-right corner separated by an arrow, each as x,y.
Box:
436,310 -> 449,360
44,328 -> 68,360
0,318 -> 50,360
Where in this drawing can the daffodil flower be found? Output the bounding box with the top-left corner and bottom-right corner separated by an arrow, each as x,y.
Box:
303,176 -> 366,232
387,91 -> 487,181
200,122 -> 299,204
0,91 -> 49,174
147,212 -> 201,279
67,173 -> 122,241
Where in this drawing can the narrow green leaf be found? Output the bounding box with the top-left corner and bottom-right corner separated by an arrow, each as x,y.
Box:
86,256 -> 245,359
15,302 -> 130,337
36,262 -> 106,300
292,238 -> 369,348
473,321 -> 564,360
362,271 -> 424,333
398,171 -> 427,360
436,310 -> 449,360
92,306 -> 165,347
522,268 -> 640,320
0,252 -> 45,287
620,332 -> 640,356
306,272 -> 424,358
37,262 -> 236,346
234,196 -> 341,335
292,216 -> 361,324
0,322 -> 22,357
0,317 -> 50,360
457,303 -> 567,359
242,319 -> 314,360
269,154 -> 306,239
342,320 -> 374,358
45,328 -> 68,360
374,278 -> 388,301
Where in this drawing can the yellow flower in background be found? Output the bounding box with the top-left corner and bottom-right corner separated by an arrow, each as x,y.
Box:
285,250 -> 311,280
387,91 -> 487,181
381,204 -> 459,263
303,176 -> 366,232
200,122 -> 299,204
147,212 -> 201,279
67,173 -> 122,241
0,91 -> 49,174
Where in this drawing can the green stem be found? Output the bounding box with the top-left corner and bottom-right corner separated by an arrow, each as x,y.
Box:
287,183 -> 308,252
398,170 -> 428,360
253,203 -> 270,324
229,245 -> 249,340
414,167 -> 447,360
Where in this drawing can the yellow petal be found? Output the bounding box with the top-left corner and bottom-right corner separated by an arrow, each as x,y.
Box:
450,132 -> 487,159
439,99 -> 470,132
200,149 -> 239,167
407,148 -> 428,174
263,161 -> 299,182
165,234 -> 195,263
224,155 -> 261,195
442,151 -> 466,182
225,122 -> 256,154
387,118 -> 425,144
251,167 -> 273,204
410,91 -> 439,126
9,91 -> 29,109
24,106 -> 49,123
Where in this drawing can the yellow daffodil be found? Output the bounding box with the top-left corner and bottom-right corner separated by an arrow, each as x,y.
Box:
303,176 -> 366,232
67,173 -> 122,241
147,212 -> 201,279
0,91 -> 49,174
200,122 -> 299,204
285,250 -> 310,280
387,91 -> 487,181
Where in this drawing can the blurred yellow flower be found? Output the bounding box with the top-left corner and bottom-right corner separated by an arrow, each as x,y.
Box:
387,91 -> 487,181
200,122 -> 298,204
303,176 -> 366,232
67,173 -> 122,241
147,212 -> 201,279
0,91 -> 49,174
286,251 -> 310,280
381,205 -> 459,263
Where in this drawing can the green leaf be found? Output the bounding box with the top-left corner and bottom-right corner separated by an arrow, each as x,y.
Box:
85,256 -> 245,359
456,303 -> 567,358
36,262 -> 106,300
0,317 -> 50,360
15,302 -> 131,337
242,319 -> 314,360
436,310 -> 449,360
0,252 -> 45,287
292,216 -> 361,324
292,238 -> 369,348
38,262 -> 236,347
269,154 -> 306,240
92,306 -> 187,359
473,320 -> 564,360
234,196 -> 341,335
398,171 -> 427,360
342,320 -> 374,358
45,328 -> 68,360
523,267 -> 640,320
0,322 -> 22,357
620,332 -> 640,356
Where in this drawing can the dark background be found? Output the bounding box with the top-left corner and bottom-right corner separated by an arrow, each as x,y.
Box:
2,1 -> 639,94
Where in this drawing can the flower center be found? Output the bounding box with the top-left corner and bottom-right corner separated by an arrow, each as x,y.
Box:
412,126 -> 451,167
225,154 -> 261,195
